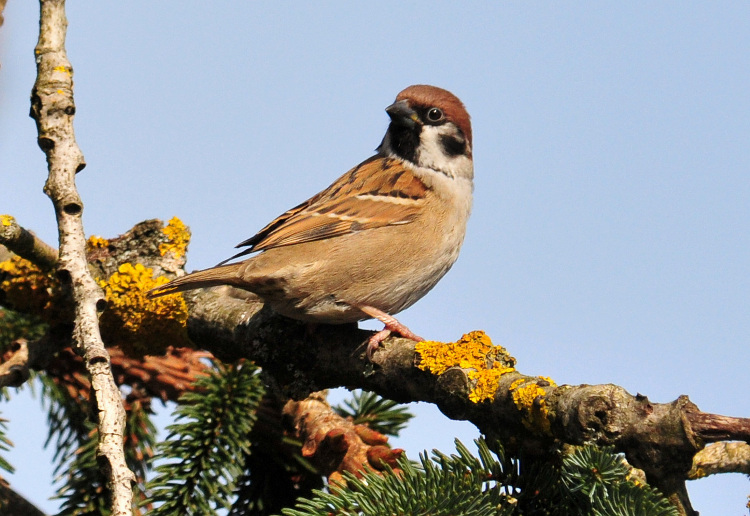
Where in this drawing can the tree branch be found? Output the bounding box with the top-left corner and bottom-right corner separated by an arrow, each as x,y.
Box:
0,216 -> 57,271
29,0 -> 134,512
42,346 -> 211,404
0,336 -> 58,388
6,214 -> 749,515
283,392 -> 404,484
180,285 -> 750,515
689,441 -> 750,478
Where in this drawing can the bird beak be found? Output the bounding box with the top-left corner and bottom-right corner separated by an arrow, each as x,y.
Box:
386,100 -> 419,128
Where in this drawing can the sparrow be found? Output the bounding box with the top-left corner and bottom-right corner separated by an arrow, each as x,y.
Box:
149,85 -> 473,356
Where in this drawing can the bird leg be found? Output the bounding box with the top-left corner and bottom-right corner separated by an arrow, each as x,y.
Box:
358,305 -> 424,359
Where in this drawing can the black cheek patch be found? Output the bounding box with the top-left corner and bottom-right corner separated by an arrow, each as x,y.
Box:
439,134 -> 466,157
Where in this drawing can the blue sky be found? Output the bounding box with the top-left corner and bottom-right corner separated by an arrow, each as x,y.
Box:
2,2 -> 749,513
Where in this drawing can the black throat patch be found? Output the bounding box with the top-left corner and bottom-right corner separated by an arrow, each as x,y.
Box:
386,122 -> 420,163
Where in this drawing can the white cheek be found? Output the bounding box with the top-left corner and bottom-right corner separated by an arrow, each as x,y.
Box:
415,124 -> 473,180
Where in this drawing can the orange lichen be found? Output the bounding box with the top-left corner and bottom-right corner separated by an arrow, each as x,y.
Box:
416,331 -> 516,403
98,262 -> 190,356
159,217 -> 190,259
1,214 -> 14,227
0,255 -> 55,315
509,376 -> 557,434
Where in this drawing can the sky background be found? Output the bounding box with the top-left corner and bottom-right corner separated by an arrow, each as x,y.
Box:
1,2 -> 749,514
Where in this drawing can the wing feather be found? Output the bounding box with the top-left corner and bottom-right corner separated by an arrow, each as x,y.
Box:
223,155 -> 429,262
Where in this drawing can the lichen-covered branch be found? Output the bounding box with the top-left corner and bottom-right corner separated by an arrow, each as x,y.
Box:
181,287 -> 750,516
29,0 -> 134,512
0,216 -> 58,271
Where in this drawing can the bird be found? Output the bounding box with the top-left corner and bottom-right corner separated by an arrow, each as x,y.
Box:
148,84 -> 473,356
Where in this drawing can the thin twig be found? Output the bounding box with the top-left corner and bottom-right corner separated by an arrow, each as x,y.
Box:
29,0 -> 134,513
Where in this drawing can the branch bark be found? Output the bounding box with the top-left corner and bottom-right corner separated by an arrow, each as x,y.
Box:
29,0 -> 134,512
0,217 -> 58,271
689,441 -> 750,478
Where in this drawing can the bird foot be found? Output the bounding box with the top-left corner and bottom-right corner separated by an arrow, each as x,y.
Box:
360,305 -> 424,360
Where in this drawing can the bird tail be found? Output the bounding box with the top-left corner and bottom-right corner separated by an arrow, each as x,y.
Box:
147,262 -> 245,298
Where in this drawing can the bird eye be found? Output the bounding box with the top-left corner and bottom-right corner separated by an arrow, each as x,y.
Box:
426,108 -> 444,122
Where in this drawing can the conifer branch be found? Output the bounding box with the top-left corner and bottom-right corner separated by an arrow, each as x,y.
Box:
145,361 -> 263,515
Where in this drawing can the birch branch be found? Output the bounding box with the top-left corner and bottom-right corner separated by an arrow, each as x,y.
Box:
29,0 -> 134,512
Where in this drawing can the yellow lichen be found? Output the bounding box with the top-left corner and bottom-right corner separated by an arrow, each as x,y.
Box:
510,377 -> 557,434
159,217 -> 190,258
416,331 -> 516,403
0,255 -> 55,316
86,235 -> 109,251
467,363 -> 517,403
98,262 -> 190,356
1,214 -> 14,227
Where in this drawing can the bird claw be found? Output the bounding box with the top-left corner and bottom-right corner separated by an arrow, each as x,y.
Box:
367,329 -> 392,360
360,305 -> 424,360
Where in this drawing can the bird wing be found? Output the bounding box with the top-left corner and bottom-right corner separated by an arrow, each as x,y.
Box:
220,155 -> 429,263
